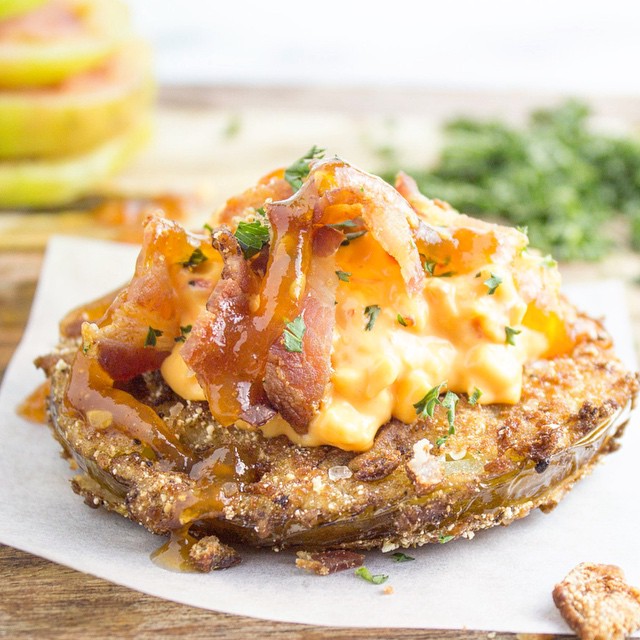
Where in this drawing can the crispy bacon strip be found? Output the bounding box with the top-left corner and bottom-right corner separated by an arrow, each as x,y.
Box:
396,172 -> 527,269
313,161 -> 425,294
214,168 -> 293,227
184,160 -> 429,431
263,226 -> 342,432
90,217 -> 215,381
59,287 -> 122,339
181,229 -> 275,426
183,192 -> 315,426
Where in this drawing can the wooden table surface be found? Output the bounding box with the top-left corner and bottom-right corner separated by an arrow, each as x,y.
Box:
3,86 -> 640,639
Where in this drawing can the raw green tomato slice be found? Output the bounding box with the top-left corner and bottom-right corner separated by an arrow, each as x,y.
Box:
0,121 -> 150,208
0,40 -> 154,159
0,0 -> 47,21
0,0 -> 130,88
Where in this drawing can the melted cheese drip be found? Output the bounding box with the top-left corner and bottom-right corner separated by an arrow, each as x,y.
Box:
160,256 -> 221,402
162,224 -> 568,452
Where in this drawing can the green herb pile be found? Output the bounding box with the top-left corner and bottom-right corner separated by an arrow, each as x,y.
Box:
380,101 -> 640,261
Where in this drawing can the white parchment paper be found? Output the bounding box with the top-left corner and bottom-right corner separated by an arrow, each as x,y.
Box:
1,236 -> 639,634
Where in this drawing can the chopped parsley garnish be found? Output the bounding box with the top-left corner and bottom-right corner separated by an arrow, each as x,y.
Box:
341,229 -> 368,246
364,305 -> 381,331
438,534 -> 454,544
203,223 -> 213,233
335,270 -> 351,282
397,313 -> 408,327
505,326 -> 522,346
327,219 -> 358,230
469,387 -> 483,406
391,552 -> 414,563
283,315 -> 306,353
255,207 -> 266,217
144,326 -> 163,347
423,258 -> 454,277
377,101 -> 640,260
355,566 -> 389,585
234,220 -> 270,259
181,248 -> 208,270
174,325 -> 192,343
484,273 -> 502,295
414,383 -> 458,445
435,391 -> 459,447
284,145 -> 325,190
441,391 -> 459,430
413,381 -> 447,419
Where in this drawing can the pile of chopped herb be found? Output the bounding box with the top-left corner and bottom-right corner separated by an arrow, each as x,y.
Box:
379,101 -> 640,261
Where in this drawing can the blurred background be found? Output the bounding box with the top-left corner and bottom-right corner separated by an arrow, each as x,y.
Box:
1,0 -> 640,265
129,0 -> 640,94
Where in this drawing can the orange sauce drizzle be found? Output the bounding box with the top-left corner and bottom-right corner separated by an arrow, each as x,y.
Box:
17,380 -> 50,424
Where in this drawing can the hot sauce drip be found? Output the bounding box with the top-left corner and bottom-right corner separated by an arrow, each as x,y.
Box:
65,351 -> 193,471
17,380 -> 50,424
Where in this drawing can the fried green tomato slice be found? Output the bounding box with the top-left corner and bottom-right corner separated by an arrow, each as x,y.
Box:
0,40 -> 153,160
0,120 -> 149,208
40,320 -> 638,554
0,0 -> 130,88
0,0 -> 47,21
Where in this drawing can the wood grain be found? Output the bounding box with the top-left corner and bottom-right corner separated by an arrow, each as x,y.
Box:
3,86 -> 639,639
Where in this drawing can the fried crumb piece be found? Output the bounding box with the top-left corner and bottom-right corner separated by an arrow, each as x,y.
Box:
383,585 -> 394,595
188,535 -> 241,572
553,562 -> 640,640
295,550 -> 365,576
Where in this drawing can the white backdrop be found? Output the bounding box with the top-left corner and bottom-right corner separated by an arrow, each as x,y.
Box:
128,0 -> 640,93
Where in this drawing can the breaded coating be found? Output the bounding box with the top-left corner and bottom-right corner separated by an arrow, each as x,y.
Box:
553,562 -> 640,640
188,535 -> 241,572
295,550 -> 365,576
40,327 -> 638,556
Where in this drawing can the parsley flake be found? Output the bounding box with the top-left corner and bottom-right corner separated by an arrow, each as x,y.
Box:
174,325 -> 192,343
255,207 -> 266,217
283,315 -> 306,353
364,305 -> 381,331
424,258 -> 454,277
397,314 -> 408,327
341,229 -> 368,246
391,552 -> 414,563
335,270 -> 351,282
424,259 -> 436,276
284,146 -> 325,190
438,534 -> 454,544
484,273 -> 502,295
505,326 -> 522,345
234,220 -> 270,259
145,326 -> 163,347
181,248 -> 208,270
355,566 -> 388,585
441,390 -> 459,430
203,223 -> 213,233
413,381 -> 447,419
327,219 -> 358,230
469,387 -> 483,406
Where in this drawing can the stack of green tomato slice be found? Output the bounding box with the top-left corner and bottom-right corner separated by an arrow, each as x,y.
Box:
0,0 -> 154,207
